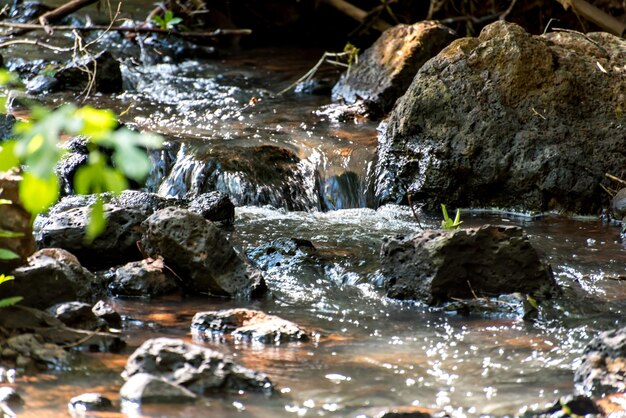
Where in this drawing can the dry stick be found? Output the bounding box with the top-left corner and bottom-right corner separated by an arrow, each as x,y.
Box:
319,0 -> 391,32
606,173 -> 626,186
407,193 -> 423,229
0,21 -> 252,39
555,0 -> 626,36
0,38 -> 73,51
8,0 -> 99,36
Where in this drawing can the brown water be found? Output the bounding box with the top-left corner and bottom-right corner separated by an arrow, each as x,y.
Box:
2,43 -> 626,417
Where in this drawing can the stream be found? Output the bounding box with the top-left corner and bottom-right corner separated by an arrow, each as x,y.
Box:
3,45 -> 626,417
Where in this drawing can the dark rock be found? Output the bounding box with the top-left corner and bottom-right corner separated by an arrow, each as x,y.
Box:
156,143 -> 321,211
294,78 -> 333,95
55,51 -> 122,94
68,393 -> 114,412
0,249 -> 96,309
575,326 -> 626,395
192,308 -> 313,344
612,188 -> 626,220
0,172 -> 36,271
5,1 -> 52,22
55,152 -> 88,196
0,387 -> 24,410
381,225 -> 557,304
332,21 -> 457,117
375,21 -> 626,214
91,300 -> 122,328
25,74 -> 57,95
3,333 -> 71,370
109,257 -> 180,298
0,114 -> 15,141
530,394 -> 601,417
122,337 -> 273,394
141,207 -> 266,298
35,191 -> 181,269
187,191 -> 235,225
120,373 -> 197,404
46,301 -> 105,330
0,306 -> 125,354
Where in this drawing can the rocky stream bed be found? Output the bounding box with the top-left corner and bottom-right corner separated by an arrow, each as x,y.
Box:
0,7 -> 625,418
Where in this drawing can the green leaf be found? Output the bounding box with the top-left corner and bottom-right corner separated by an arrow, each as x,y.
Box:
0,296 -> 23,308
0,249 -> 19,260
74,106 -> 117,141
19,172 -> 60,215
0,140 -> 19,171
85,197 -> 106,242
0,230 -> 23,238
0,274 -> 15,285
102,168 -> 128,193
113,145 -> 151,181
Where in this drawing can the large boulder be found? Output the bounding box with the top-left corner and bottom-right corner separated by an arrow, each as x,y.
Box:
122,337 -> 273,394
375,21 -> 626,214
0,172 -> 36,271
141,207 -> 266,298
34,191 -> 180,269
192,308 -> 314,344
381,225 -> 557,304
0,248 -> 96,309
575,327 -> 626,396
332,21 -> 457,117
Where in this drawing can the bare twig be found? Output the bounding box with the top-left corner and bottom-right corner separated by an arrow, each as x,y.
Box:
499,0 -> 518,20
555,0 -> 626,36
407,192 -> 423,229
0,21 -> 252,39
606,173 -> 626,186
319,0 -> 391,32
0,38 -> 73,52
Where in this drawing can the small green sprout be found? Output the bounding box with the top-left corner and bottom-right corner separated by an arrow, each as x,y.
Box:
441,204 -> 462,230
152,10 -> 183,31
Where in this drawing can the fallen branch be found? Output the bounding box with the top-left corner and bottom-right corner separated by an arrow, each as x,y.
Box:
606,173 -> 626,186
319,0 -> 391,32
555,0 -> 626,37
0,38 -> 73,52
9,0 -> 99,36
0,21 -> 252,39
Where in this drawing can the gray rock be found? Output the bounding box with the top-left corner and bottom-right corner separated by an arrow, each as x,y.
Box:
120,373 -> 197,404
574,326 -> 626,396
109,257 -> 179,298
92,300 -> 122,328
0,172 -> 36,271
68,393 -> 113,412
187,191 -> 235,225
35,191 -> 181,269
122,337 -> 273,395
611,188 -> 626,220
141,207 -> 266,298
46,301 -> 105,330
192,308 -> 313,344
0,114 -> 15,141
0,249 -> 96,309
381,225 -> 557,304
332,21 -> 457,117
55,51 -> 122,94
375,21 -> 626,214
4,333 -> 71,370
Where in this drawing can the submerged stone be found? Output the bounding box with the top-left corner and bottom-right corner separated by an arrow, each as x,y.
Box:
192,308 -> 313,344
122,337 -> 273,395
381,225 -> 557,304
120,373 -> 197,404
68,393 -> 114,412
46,301 -> 105,331
375,21 -> 626,214
141,207 -> 266,298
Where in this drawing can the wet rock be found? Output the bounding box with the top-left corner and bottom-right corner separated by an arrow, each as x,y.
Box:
122,337 -> 273,394
381,225 -> 557,304
355,405 -> 434,418
156,143 -> 321,211
0,249 -> 96,309
0,114 -> 15,141
192,308 -> 313,344
35,191 -> 181,269
120,373 -> 197,404
0,387 -> 24,410
375,21 -> 626,214
575,326 -> 626,395
108,257 -> 180,298
141,207 -> 266,298
187,191 -> 235,225
295,78 -> 333,96
525,394 -> 601,417
3,333 -> 71,370
332,21 -> 457,117
25,74 -> 57,95
0,172 -> 36,271
0,306 -> 125,354
4,1 -> 52,23
55,151 -> 88,196
46,301 -> 105,331
55,51 -> 122,94
68,393 -> 114,412
91,300 -> 122,328
612,188 -> 626,220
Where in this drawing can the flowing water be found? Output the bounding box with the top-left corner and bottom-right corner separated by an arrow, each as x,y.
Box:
3,45 -> 626,417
